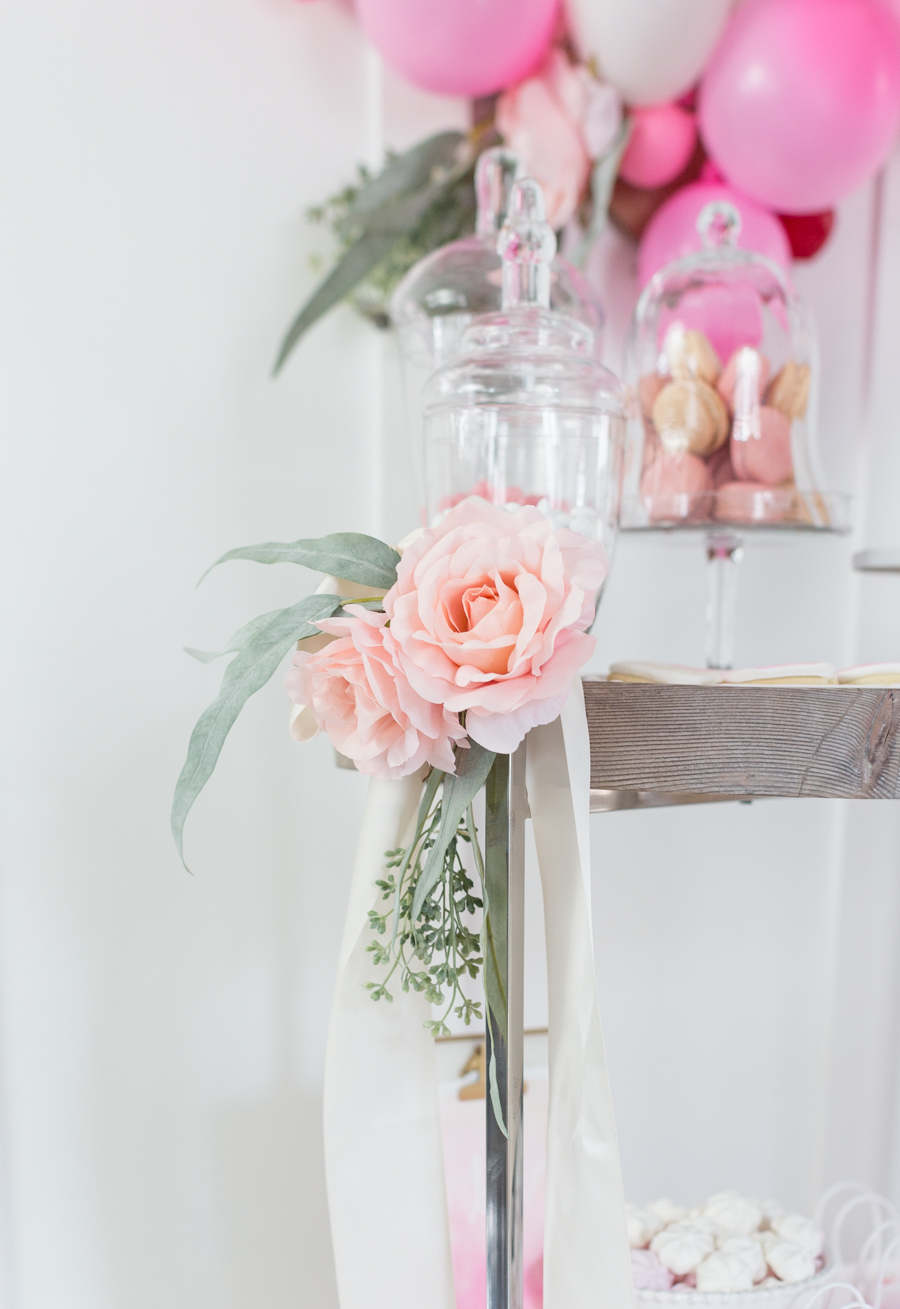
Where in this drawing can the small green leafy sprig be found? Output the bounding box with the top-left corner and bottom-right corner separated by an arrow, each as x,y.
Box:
364,739 -> 496,1034
366,775 -> 484,1036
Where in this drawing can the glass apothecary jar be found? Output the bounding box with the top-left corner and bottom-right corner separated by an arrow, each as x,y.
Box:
422,177 -> 626,564
392,147 -> 604,487
621,201 -> 849,534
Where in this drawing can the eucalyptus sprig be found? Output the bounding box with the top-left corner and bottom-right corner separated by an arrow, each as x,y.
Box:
366,772 -> 484,1037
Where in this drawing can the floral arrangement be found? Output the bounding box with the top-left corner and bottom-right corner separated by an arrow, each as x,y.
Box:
274,0 -> 900,372
173,497 -> 605,1038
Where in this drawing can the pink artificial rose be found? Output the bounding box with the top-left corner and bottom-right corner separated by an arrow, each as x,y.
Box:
496,50 -> 622,229
285,605 -> 466,779
384,498 -> 606,753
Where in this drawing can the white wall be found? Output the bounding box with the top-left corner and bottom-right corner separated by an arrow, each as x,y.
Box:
2,1 -> 900,1305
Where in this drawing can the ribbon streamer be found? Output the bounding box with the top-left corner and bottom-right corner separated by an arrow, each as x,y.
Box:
322,681 -> 633,1309
322,772 -> 456,1309
528,680 -> 635,1309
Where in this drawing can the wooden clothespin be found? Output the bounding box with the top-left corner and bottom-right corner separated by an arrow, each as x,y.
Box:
459,1042 -> 486,1100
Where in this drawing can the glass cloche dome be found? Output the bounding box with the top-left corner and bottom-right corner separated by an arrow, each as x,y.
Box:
621,200 -> 850,533
422,177 -> 626,563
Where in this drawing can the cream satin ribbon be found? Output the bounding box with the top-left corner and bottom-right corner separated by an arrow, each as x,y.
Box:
322,680 -> 633,1309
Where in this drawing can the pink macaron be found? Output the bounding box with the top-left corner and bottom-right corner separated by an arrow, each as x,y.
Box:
715,481 -> 796,525
730,404 -> 793,484
717,347 -> 770,414
641,449 -> 712,522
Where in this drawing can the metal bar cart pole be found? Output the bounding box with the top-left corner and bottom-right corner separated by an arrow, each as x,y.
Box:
484,744 -> 527,1309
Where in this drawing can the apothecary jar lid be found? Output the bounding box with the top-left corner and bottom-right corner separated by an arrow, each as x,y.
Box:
422,177 -> 626,560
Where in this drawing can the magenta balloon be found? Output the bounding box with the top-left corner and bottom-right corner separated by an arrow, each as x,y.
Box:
638,182 -> 791,286
659,285 -> 763,365
354,0 -> 559,98
699,0 -> 900,213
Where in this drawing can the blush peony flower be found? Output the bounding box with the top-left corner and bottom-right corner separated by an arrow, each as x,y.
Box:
383,498 -> 607,753
285,605 -> 466,779
496,51 -> 622,229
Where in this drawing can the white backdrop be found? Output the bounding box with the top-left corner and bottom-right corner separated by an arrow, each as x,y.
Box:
2,1 -> 900,1306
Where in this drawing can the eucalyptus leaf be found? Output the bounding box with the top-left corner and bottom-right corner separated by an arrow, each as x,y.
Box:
346,131 -> 465,219
172,593 -> 342,866
411,741 -> 496,923
184,609 -> 287,664
273,229 -> 397,372
275,140 -> 472,370
487,1036 -> 508,1139
199,532 -> 400,590
572,116 -> 633,268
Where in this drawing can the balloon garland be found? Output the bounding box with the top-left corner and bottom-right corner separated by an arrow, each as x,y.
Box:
276,0 -> 900,369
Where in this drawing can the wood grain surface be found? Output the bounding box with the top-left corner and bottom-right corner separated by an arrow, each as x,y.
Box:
583,681 -> 900,801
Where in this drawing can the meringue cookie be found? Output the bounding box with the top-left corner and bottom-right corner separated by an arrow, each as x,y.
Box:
717,1235 -> 768,1283
696,1251 -> 756,1292
627,1202 -> 664,1249
703,1193 -> 762,1236
766,1238 -> 817,1284
759,1200 -> 787,1231
632,1249 -> 675,1290
770,1213 -> 824,1257
647,1198 -> 687,1226
651,1223 -> 716,1275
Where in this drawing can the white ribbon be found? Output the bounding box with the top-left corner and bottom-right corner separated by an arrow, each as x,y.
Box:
322,772 -> 456,1309
528,680 -> 635,1309
323,681 -> 633,1309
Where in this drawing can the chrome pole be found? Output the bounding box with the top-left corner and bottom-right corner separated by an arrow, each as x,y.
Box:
484,743 -> 527,1309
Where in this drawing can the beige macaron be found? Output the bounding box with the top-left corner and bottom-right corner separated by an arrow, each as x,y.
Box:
766,361 -> 811,421
652,379 -> 730,457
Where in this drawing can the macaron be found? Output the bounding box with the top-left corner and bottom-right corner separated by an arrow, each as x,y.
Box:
717,347 -> 771,414
707,445 -> 736,488
641,449 -> 712,522
730,404 -> 793,484
714,481 -> 795,525
766,360 -> 811,421
639,372 -> 665,418
665,324 -> 722,385
653,379 -> 730,457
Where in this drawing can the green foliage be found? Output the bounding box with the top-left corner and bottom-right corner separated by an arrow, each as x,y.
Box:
275,130 -> 479,371
366,767 -> 486,1037
199,532 -> 401,590
172,592 -> 343,866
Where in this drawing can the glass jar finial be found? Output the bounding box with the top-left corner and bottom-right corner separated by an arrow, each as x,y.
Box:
475,147 -> 523,239
697,200 -> 742,249
497,177 -> 557,311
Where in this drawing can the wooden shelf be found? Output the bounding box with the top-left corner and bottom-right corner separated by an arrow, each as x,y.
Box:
583,680 -> 900,808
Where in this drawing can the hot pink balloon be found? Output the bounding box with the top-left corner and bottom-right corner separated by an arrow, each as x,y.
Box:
698,0 -> 900,213
638,181 -> 791,285
619,103 -> 697,190
659,285 -> 764,367
354,0 -> 559,98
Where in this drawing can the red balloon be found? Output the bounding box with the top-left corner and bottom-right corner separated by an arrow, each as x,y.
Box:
777,211 -> 836,261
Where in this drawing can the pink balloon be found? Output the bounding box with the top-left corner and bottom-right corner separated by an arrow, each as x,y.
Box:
619,103 -> 698,190
354,0 -> 559,98
659,284 -> 763,367
698,0 -> 900,213
638,181 -> 791,285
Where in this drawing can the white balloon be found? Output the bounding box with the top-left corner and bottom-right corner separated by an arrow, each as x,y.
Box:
566,0 -> 734,106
